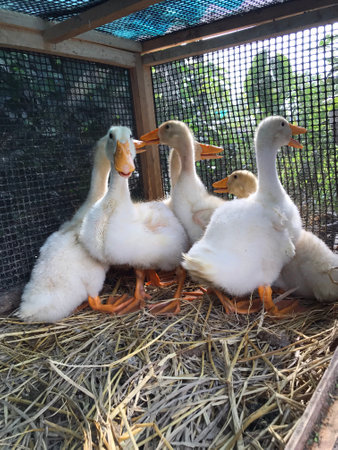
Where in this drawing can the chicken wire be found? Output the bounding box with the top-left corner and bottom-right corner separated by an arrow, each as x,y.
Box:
0,48 -> 140,292
152,22 -> 338,250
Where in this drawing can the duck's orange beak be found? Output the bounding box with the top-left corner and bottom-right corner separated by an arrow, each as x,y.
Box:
133,139 -> 147,154
114,141 -> 135,178
212,176 -> 229,194
197,142 -> 224,160
140,128 -> 160,145
288,123 -> 307,149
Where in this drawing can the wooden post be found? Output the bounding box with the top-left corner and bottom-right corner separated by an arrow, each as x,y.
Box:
130,55 -> 163,200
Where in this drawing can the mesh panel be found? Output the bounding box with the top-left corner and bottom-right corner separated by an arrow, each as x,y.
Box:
0,48 -> 140,292
1,0 -> 296,41
152,23 -> 338,249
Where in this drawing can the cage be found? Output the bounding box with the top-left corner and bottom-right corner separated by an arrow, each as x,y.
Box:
0,1 -> 337,448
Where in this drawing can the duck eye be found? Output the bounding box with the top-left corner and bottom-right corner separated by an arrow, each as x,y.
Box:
281,122 -> 285,127
165,124 -> 170,129
109,132 -> 113,139
234,175 -> 237,179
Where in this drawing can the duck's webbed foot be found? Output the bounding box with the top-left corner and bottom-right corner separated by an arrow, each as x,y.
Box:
148,267 -> 208,315
258,285 -> 305,317
212,288 -> 262,314
88,294 -> 142,315
88,268 -> 151,316
145,269 -> 177,288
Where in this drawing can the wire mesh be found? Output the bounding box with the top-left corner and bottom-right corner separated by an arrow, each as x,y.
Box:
151,23 -> 338,249
1,0 -> 296,41
0,48 -> 140,292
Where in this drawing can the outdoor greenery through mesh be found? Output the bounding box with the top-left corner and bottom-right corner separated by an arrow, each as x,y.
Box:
152,23 -> 338,250
1,0 -> 295,41
0,49 -> 140,292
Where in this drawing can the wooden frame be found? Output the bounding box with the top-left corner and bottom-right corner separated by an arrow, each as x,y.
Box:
0,10 -> 140,67
141,0 -> 338,54
130,56 -> 163,200
142,4 -> 338,65
43,0 -> 163,43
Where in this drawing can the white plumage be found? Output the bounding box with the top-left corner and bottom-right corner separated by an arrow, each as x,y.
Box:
276,230 -> 338,302
142,121 -> 224,244
18,139 -> 110,322
216,169 -> 338,303
183,116 -> 306,298
80,125 -> 189,275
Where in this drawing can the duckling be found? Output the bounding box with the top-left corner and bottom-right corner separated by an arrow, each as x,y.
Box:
79,126 -> 190,315
183,116 -> 307,317
213,169 -> 258,198
17,137 -> 112,322
276,231 -> 338,302
141,121 -> 224,244
214,169 -> 338,303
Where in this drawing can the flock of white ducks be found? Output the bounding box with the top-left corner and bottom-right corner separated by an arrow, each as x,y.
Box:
17,116 -> 337,322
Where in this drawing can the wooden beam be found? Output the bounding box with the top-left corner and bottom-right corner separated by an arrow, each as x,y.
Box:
141,0 -> 338,54
0,9 -> 141,53
130,56 -> 163,200
143,5 -> 338,66
43,0 -> 163,43
0,10 -> 138,68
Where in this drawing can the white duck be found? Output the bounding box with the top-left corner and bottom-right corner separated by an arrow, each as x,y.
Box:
79,126 -> 189,315
183,116 -> 307,316
141,121 -> 224,244
17,136 -> 113,322
215,169 -> 338,303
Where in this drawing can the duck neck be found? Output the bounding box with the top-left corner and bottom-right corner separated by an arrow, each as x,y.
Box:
256,144 -> 285,200
72,143 -> 111,222
169,148 -> 181,189
176,132 -> 196,178
107,165 -> 131,203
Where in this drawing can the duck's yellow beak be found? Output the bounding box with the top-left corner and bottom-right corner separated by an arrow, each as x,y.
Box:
133,139 -> 147,154
114,141 -> 135,178
198,142 -> 224,160
212,176 -> 229,194
288,123 -> 307,149
140,128 -> 160,145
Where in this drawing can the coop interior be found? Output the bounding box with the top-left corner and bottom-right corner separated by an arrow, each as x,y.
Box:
1,0 -> 338,448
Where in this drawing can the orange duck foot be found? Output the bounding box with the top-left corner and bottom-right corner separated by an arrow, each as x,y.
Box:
258,285 -> 306,317
145,269 -> 177,288
88,294 -> 144,315
147,288 -> 207,315
212,288 -> 262,314
147,267 -> 206,315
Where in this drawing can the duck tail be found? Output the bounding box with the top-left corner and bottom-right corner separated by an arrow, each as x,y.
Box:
182,253 -> 210,283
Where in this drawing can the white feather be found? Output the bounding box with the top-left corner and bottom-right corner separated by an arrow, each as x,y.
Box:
18,139 -> 110,322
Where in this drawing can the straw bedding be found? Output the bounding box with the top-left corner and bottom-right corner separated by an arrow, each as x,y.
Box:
0,271 -> 337,449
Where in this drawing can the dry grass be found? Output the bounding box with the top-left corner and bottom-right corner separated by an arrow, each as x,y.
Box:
0,272 -> 337,449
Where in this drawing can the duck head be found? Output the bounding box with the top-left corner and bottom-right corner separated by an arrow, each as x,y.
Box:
213,170 -> 258,198
141,120 -> 192,148
255,116 -> 307,152
105,126 -> 146,179
141,120 -> 224,159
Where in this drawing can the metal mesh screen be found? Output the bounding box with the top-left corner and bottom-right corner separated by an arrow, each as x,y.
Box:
152,23 -> 338,249
0,48 -> 140,292
1,0 -> 296,41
